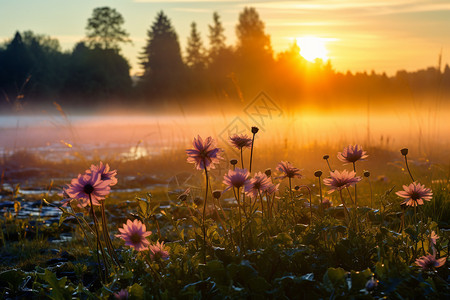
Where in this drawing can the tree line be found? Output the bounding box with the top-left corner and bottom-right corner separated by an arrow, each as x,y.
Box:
0,6 -> 449,112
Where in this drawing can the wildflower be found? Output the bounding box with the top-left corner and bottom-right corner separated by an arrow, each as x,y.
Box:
321,198 -> 332,209
88,161 -> 118,186
266,182 -> 280,195
430,231 -> 439,246
244,172 -> 272,198
212,190 -> 222,199
114,289 -> 129,300
64,171 -> 111,206
116,219 -> 151,252
276,161 -> 302,179
323,170 -> 362,193
415,253 -> 446,270
364,170 -> 370,177
229,134 -> 252,150
337,144 -> 368,164
186,135 -> 222,170
251,126 -> 259,134
230,159 -> 238,166
149,241 -> 170,260
395,182 -> 432,207
400,148 -> 409,156
223,168 -> 250,191
314,170 -> 323,177
323,155 -> 329,160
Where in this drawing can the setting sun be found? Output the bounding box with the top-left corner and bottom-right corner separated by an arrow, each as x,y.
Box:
297,36 -> 329,62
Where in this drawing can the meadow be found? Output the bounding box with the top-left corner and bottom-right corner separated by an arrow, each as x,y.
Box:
0,110 -> 449,299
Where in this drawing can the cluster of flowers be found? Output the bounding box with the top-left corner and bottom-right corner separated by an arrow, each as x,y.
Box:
64,162 -> 169,260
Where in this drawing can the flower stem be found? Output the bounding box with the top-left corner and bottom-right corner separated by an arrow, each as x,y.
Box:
202,166 -> 209,263
100,201 -> 121,267
89,194 -> 108,281
240,149 -> 244,169
249,133 -> 256,173
317,176 -> 323,214
404,155 -> 415,182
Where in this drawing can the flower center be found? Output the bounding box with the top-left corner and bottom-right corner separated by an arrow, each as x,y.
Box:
83,184 -> 94,194
130,232 -> 142,244
410,191 -> 421,200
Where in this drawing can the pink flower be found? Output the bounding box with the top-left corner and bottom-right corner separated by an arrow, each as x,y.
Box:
430,231 -> 439,246
276,161 -> 302,179
114,289 -> 129,300
395,182 -> 432,207
186,135 -> 222,170
64,171 -> 111,206
244,172 -> 272,198
323,170 -> 362,193
116,219 -> 152,252
415,253 -> 446,270
149,241 -> 170,260
266,182 -> 280,195
337,144 -> 368,164
88,161 -> 118,186
223,168 -> 250,191
229,134 -> 252,150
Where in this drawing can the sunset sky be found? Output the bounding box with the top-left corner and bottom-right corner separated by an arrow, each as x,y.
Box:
1,0 -> 449,76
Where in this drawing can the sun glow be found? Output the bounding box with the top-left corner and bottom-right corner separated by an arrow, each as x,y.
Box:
297,36 -> 329,62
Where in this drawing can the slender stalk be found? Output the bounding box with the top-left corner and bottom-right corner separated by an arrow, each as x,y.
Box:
249,133 -> 256,173
299,186 -> 313,225
404,155 -> 415,182
233,187 -> 243,252
317,176 -> 323,214
325,158 -> 333,172
368,178 -> 373,208
89,194 -> 108,281
240,149 -> 244,169
202,166 -> 209,263
339,189 -> 350,223
100,201 -> 121,267
289,177 -> 296,221
352,162 -> 358,208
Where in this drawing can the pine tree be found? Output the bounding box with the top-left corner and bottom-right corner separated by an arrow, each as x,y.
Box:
139,11 -> 185,97
186,22 -> 206,70
208,12 -> 226,58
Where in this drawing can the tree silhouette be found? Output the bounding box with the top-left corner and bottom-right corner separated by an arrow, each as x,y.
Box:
208,12 -> 226,59
186,22 -> 206,71
235,7 -> 272,58
139,11 -> 186,98
85,7 -> 131,51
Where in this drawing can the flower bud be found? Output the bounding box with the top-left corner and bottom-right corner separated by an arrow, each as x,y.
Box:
364,170 -> 370,177
194,197 -> 203,206
212,190 -> 222,199
323,155 -> 329,160
230,159 -> 238,165
264,168 -> 271,177
400,148 -> 408,156
251,126 -> 259,134
314,170 -> 323,177
365,277 -> 378,292
294,185 -> 300,191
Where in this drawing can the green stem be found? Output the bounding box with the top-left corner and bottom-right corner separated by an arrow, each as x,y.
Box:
202,166 -> 209,263
249,133 -> 255,173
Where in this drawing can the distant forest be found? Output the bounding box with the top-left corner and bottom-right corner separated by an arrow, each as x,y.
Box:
0,6 -> 449,112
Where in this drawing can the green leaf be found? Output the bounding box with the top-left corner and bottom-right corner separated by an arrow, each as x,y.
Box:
130,283 -> 144,299
39,269 -> 71,300
59,212 -> 72,226
323,267 -> 347,290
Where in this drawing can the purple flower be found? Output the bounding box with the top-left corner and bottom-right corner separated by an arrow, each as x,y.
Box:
186,135 -> 222,170
395,182 -> 432,207
149,241 -> 170,260
116,219 -> 152,252
244,172 -> 272,198
323,170 -> 362,193
415,253 -> 446,270
229,134 -> 252,150
430,231 -> 439,246
276,161 -> 302,179
87,161 -> 118,186
64,171 -> 111,206
114,289 -> 129,300
337,144 -> 368,164
223,168 -> 250,191
266,182 -> 280,195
